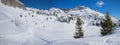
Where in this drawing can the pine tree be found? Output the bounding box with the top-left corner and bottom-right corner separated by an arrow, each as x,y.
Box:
73,17 -> 84,38
100,11 -> 114,36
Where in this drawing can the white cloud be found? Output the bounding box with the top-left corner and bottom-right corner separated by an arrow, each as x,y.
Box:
96,0 -> 104,7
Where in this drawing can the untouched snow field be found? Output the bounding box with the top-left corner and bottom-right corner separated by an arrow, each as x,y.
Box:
0,1 -> 120,45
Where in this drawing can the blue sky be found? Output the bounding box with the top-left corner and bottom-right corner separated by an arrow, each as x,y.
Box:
20,0 -> 120,19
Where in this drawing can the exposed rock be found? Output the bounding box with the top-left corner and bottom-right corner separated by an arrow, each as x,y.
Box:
1,0 -> 26,10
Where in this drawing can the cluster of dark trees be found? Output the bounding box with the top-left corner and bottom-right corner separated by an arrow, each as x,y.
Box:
73,12 -> 115,39
57,16 -> 73,23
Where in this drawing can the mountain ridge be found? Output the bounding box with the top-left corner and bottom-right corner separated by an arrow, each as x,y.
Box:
1,0 -> 26,10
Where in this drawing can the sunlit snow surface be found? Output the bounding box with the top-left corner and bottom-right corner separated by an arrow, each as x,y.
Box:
0,1 -> 120,45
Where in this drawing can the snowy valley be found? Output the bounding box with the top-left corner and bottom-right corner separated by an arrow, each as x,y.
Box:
0,0 -> 120,45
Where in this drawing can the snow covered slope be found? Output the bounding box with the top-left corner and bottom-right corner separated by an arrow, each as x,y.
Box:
0,0 -> 120,45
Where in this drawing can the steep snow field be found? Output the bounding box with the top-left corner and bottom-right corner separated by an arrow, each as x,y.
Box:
0,1 -> 120,45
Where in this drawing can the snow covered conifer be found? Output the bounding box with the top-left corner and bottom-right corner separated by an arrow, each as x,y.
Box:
73,17 -> 84,38
20,14 -> 22,18
32,15 -> 34,17
100,11 -> 114,36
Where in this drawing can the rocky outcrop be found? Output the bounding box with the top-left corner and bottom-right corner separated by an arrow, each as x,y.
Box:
1,0 -> 26,10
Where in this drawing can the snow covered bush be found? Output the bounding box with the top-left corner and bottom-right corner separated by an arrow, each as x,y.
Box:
14,18 -> 21,26
20,14 -> 22,18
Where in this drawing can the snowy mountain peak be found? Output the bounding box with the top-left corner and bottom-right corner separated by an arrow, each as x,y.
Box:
72,6 -> 86,10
